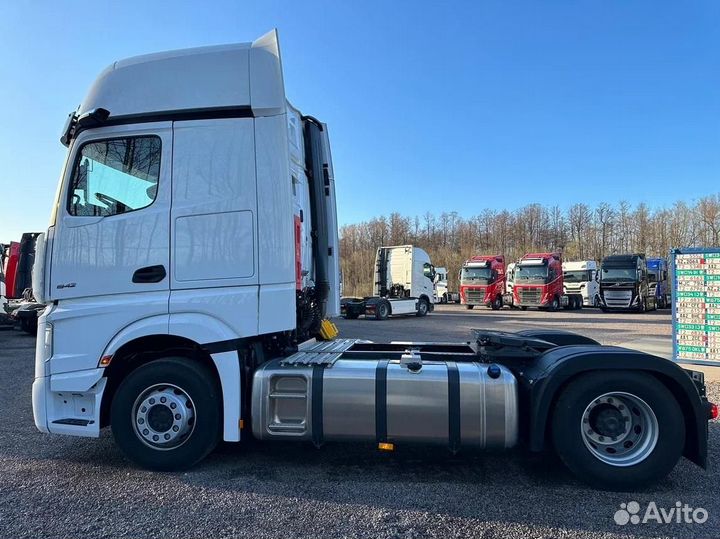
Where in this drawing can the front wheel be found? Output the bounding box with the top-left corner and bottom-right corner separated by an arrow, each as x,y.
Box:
110,358 -> 222,471
491,296 -> 502,310
416,298 -> 429,317
551,371 -> 684,490
465,304 -> 474,310
549,296 -> 560,312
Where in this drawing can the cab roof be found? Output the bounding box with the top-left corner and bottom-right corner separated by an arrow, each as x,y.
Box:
77,30 -> 286,123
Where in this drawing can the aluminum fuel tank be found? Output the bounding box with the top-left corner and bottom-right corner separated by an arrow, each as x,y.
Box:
251,357 -> 518,449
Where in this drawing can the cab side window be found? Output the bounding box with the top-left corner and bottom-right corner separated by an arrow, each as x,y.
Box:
68,136 -> 161,217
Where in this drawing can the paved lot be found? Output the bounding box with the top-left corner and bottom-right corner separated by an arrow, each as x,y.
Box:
0,308 -> 718,539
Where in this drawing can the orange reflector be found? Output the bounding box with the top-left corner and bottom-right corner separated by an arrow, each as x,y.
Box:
99,355 -> 113,367
378,442 -> 394,451
239,419 -> 245,430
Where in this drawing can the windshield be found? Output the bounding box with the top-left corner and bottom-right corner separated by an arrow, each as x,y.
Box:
563,270 -> 591,282
515,264 -> 548,283
601,267 -> 636,282
461,267 -> 492,283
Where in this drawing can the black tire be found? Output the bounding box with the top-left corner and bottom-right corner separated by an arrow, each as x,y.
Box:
520,306 -> 528,311
344,311 -> 360,320
465,304 -> 474,310
441,294 -> 447,304
576,297 -> 583,310
375,301 -> 390,320
111,358 -> 222,471
593,296 -> 600,308
600,306 -> 608,313
551,370 -> 684,490
549,296 -> 560,312
416,298 -> 429,317
491,296 -> 502,310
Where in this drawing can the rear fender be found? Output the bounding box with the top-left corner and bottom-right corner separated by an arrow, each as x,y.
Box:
521,345 -> 709,468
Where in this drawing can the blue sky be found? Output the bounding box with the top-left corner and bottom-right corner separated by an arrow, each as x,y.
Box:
0,1 -> 718,241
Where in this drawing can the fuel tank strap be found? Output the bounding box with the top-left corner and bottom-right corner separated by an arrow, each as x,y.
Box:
311,365 -> 324,447
375,360 -> 389,443
447,362 -> 461,453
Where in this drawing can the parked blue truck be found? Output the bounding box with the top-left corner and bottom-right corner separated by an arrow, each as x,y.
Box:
647,258 -> 670,309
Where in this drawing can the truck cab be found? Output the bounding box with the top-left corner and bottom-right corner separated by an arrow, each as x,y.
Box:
562,260 -> 599,307
599,254 -> 657,312
32,30 -> 339,443
647,257 -> 670,309
459,255 -> 505,310
513,252 -> 583,310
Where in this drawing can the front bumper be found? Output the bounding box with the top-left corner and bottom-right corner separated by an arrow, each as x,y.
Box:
32,368 -> 106,438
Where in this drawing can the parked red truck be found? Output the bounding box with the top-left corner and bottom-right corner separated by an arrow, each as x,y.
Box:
460,255 -> 506,310
512,252 -> 583,311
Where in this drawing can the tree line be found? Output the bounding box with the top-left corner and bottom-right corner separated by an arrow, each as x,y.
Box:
339,195 -> 720,297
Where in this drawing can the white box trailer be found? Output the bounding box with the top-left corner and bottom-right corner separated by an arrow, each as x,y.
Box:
30,31 -> 714,491
341,245 -> 436,319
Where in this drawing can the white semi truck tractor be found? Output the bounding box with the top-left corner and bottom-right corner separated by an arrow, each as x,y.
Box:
562,260 -> 600,307
31,31 -> 715,490
341,245 -> 436,319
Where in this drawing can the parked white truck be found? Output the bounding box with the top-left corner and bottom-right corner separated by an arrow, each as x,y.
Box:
433,266 -> 458,304
31,31 -> 714,490
341,245 -> 435,319
562,260 -> 600,307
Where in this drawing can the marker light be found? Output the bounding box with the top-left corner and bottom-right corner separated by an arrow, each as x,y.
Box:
98,355 -> 113,367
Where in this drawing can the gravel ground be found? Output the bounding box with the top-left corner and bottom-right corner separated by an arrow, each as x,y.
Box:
0,308 -> 718,539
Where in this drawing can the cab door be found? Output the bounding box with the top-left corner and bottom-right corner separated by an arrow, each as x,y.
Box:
50,123 -> 172,301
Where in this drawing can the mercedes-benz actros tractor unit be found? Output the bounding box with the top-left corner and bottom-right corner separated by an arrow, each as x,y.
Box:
30,32 -> 714,490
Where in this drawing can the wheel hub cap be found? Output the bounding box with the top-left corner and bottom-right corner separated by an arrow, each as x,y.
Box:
133,384 -> 195,450
581,392 -> 658,466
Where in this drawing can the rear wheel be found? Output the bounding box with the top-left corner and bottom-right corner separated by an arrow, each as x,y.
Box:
416,298 -> 429,317
344,311 -> 360,320
375,301 -> 390,320
110,358 -> 222,471
551,370 -> 684,490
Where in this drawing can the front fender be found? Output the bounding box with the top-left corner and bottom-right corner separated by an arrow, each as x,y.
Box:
521,345 -> 709,468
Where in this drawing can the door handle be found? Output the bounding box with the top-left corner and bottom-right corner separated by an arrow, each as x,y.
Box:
132,265 -> 166,284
